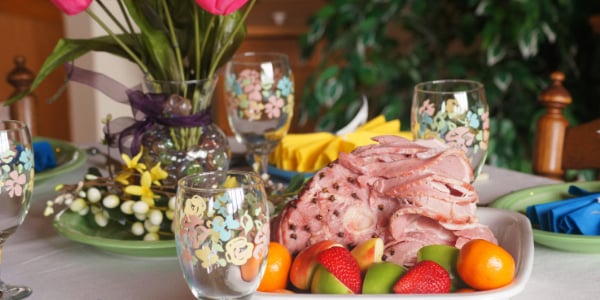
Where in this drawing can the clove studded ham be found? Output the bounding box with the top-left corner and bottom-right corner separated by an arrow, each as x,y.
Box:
271,135 -> 497,267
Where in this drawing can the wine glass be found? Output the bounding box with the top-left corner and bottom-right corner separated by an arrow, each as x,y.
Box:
224,52 -> 294,176
174,171 -> 270,300
411,79 -> 490,179
0,120 -> 34,299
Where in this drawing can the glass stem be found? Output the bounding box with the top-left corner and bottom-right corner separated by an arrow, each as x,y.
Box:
253,152 -> 269,177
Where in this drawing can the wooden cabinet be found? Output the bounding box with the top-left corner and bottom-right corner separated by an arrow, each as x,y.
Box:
0,0 -> 71,140
215,0 -> 326,135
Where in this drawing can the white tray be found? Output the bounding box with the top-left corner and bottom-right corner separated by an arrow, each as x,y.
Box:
255,207 -> 534,299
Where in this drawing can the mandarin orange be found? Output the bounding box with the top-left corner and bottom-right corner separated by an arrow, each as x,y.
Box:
257,242 -> 292,292
457,239 -> 515,290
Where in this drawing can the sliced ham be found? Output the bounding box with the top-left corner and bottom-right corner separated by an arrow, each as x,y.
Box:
271,136 -> 496,267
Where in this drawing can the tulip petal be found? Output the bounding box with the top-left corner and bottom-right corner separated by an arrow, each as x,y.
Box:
195,0 -> 249,16
51,0 -> 93,16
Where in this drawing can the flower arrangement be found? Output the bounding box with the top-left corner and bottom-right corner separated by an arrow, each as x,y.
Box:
44,149 -> 177,241
43,147 -> 304,241
7,0 -> 256,155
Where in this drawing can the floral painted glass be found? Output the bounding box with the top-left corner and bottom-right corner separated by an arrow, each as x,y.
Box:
0,120 -> 33,299
411,80 -> 489,178
224,52 -> 294,176
174,171 -> 269,300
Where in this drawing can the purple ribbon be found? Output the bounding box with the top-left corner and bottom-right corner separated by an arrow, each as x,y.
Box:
64,63 -> 214,155
118,90 -> 213,155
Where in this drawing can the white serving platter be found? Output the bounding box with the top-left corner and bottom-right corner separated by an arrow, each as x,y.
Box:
255,207 -> 534,300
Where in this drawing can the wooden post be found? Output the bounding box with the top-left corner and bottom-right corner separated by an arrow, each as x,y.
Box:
532,72 -> 571,180
6,55 -> 37,135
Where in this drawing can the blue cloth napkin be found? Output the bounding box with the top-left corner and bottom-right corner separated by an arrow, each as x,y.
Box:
33,141 -> 57,172
526,186 -> 600,235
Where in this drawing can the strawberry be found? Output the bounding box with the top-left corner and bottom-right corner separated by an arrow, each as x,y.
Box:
393,260 -> 451,294
316,246 -> 362,294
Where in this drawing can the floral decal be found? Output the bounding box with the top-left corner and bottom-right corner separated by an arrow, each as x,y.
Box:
176,176 -> 269,271
226,67 -> 294,121
414,97 -> 489,155
0,144 -> 33,198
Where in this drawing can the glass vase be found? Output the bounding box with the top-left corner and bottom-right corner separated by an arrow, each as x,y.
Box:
140,76 -> 230,183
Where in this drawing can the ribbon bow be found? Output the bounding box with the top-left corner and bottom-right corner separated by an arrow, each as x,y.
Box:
109,90 -> 213,156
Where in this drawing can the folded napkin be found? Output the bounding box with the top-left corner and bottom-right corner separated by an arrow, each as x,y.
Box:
33,141 -> 57,172
526,186 -> 600,235
270,115 -> 412,172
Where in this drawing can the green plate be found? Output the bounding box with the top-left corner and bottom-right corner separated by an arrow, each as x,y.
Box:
53,209 -> 176,257
490,181 -> 600,253
33,137 -> 87,183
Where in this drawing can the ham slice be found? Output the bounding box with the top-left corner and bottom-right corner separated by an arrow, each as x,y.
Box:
271,136 -> 496,266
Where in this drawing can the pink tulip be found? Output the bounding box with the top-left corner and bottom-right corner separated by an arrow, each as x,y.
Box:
195,0 -> 249,16
51,0 -> 93,16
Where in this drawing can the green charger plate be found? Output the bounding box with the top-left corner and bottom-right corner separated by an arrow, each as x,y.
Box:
490,181 -> 600,253
33,137 -> 87,183
53,209 -> 176,257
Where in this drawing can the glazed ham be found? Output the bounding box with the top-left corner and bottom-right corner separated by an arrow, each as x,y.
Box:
271,135 -> 497,267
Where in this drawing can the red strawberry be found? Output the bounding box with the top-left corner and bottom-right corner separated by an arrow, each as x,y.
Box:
393,260 -> 451,294
316,246 -> 362,294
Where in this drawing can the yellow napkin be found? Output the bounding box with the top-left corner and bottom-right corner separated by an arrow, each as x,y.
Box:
270,116 -> 412,172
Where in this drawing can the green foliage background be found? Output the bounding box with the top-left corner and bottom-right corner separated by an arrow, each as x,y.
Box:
298,0 -> 600,174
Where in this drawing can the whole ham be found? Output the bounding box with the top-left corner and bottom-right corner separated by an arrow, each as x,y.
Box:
271,135 -> 497,267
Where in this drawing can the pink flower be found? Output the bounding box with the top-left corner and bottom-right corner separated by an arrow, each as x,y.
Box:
51,0 -> 93,16
195,0 -> 249,16
445,126 -> 475,153
265,95 -> 284,118
5,170 -> 26,197
238,69 -> 262,102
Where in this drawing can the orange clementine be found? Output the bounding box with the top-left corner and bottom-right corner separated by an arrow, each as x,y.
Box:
457,239 -> 515,290
257,242 -> 292,292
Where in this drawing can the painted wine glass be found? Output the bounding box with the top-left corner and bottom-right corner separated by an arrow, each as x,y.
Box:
0,120 -> 34,299
411,79 -> 490,179
224,52 -> 294,176
174,171 -> 270,300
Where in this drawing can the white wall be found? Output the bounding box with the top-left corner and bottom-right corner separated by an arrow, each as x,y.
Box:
63,2 -> 142,144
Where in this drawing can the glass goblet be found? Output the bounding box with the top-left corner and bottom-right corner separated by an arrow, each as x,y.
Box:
0,120 -> 34,299
411,79 -> 490,179
174,171 -> 270,300
224,52 -> 294,176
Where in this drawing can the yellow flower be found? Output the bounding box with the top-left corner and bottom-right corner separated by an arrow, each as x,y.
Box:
124,171 -> 156,206
149,163 -> 168,186
114,169 -> 134,185
121,150 -> 146,173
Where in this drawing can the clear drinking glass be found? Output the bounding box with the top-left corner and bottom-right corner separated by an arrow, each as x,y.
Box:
224,52 -> 294,176
0,120 -> 34,299
411,80 -> 490,178
174,171 -> 270,300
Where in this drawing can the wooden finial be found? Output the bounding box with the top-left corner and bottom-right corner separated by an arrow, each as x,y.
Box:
6,55 -> 37,135
532,71 -> 571,180
538,71 -> 571,107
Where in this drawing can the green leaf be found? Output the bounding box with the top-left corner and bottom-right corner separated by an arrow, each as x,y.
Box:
124,0 -> 176,80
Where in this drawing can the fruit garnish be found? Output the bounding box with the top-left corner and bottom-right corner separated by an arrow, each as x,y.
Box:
393,260 -> 451,294
350,237 -> 384,272
416,244 -> 466,291
289,240 -> 341,290
457,239 -> 515,290
314,246 -> 362,294
257,242 -> 292,292
362,262 -> 406,294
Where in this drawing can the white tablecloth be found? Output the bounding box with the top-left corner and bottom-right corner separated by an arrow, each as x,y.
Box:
3,159 -> 600,299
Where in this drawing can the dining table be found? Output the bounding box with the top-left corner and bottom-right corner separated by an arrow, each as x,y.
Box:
3,147 -> 600,300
